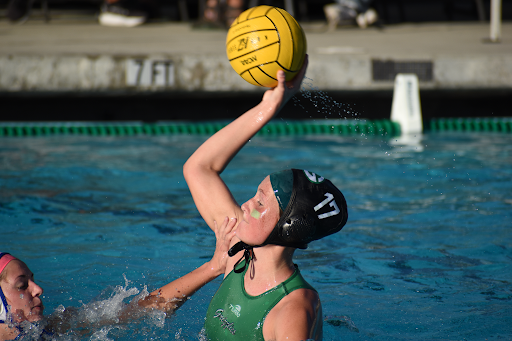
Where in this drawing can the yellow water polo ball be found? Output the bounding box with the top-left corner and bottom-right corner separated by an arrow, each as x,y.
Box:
226,5 -> 307,88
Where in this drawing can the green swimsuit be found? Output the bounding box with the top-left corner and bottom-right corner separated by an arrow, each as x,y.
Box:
203,260 -> 316,340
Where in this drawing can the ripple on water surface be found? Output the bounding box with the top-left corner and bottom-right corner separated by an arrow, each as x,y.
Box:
1,133 -> 511,340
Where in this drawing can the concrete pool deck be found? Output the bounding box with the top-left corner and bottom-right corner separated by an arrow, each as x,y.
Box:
0,19 -> 511,93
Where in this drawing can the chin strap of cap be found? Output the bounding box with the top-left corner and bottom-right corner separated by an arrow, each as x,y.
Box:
228,241 -> 255,274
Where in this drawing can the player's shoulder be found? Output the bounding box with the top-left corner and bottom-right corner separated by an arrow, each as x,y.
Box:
265,287 -> 322,340
278,287 -> 320,313
267,288 -> 321,331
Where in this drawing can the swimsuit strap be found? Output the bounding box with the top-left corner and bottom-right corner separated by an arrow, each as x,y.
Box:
0,282 -> 10,324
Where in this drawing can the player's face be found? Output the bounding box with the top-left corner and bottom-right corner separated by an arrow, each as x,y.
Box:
237,176 -> 280,245
1,260 -> 44,322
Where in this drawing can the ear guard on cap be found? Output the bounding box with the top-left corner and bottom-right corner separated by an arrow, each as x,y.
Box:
263,169 -> 348,249
263,212 -> 314,249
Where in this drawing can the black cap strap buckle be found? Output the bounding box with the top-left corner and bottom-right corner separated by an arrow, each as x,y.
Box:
228,241 -> 254,274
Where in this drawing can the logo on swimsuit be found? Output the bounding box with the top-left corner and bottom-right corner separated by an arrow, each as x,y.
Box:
213,309 -> 236,335
229,304 -> 241,317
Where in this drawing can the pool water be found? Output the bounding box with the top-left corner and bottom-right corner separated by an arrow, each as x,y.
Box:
1,131 -> 511,340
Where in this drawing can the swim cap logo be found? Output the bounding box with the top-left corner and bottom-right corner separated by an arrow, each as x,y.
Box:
314,193 -> 340,219
304,170 -> 324,183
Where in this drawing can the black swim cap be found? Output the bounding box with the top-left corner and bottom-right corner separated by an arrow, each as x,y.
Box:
264,169 -> 348,249
227,169 -> 348,272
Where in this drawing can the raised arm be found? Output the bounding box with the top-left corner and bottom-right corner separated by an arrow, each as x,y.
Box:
183,56 -> 309,231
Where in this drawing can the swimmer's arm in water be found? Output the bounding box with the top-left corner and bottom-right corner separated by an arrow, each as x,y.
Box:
42,219 -> 234,336
183,56 -> 308,232
137,217 -> 236,313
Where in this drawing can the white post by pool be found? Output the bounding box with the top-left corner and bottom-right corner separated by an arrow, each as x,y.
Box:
390,74 -> 423,135
284,0 -> 294,17
490,0 -> 502,43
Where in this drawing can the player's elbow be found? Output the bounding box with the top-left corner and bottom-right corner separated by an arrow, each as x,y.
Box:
183,158 -> 200,184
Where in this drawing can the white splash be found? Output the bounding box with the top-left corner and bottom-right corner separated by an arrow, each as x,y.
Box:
41,274 -> 167,340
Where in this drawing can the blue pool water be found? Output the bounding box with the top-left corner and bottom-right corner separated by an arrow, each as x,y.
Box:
1,131 -> 511,340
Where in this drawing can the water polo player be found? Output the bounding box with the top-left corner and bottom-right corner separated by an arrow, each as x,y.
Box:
0,217 -> 236,341
0,252 -> 45,340
184,55 -> 348,341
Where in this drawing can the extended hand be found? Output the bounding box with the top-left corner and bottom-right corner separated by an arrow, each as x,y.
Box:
135,218 -> 237,315
210,217 -> 237,276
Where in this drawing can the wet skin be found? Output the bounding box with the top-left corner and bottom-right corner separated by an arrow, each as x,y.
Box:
1,260 -> 44,323
236,176 -> 280,246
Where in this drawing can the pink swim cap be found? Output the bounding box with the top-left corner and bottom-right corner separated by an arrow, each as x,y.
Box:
0,253 -> 16,274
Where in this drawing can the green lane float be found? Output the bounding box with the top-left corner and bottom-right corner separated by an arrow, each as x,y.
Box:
429,117 -> 512,133
1,118 -> 510,137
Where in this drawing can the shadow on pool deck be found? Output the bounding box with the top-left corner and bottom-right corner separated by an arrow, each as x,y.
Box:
2,88 -> 511,121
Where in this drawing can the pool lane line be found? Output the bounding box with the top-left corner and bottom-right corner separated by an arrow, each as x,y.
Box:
429,117 -> 512,133
0,120 -> 401,137
1,118 -> 511,137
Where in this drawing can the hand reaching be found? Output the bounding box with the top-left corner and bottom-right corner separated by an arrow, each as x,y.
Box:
210,217 -> 237,276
